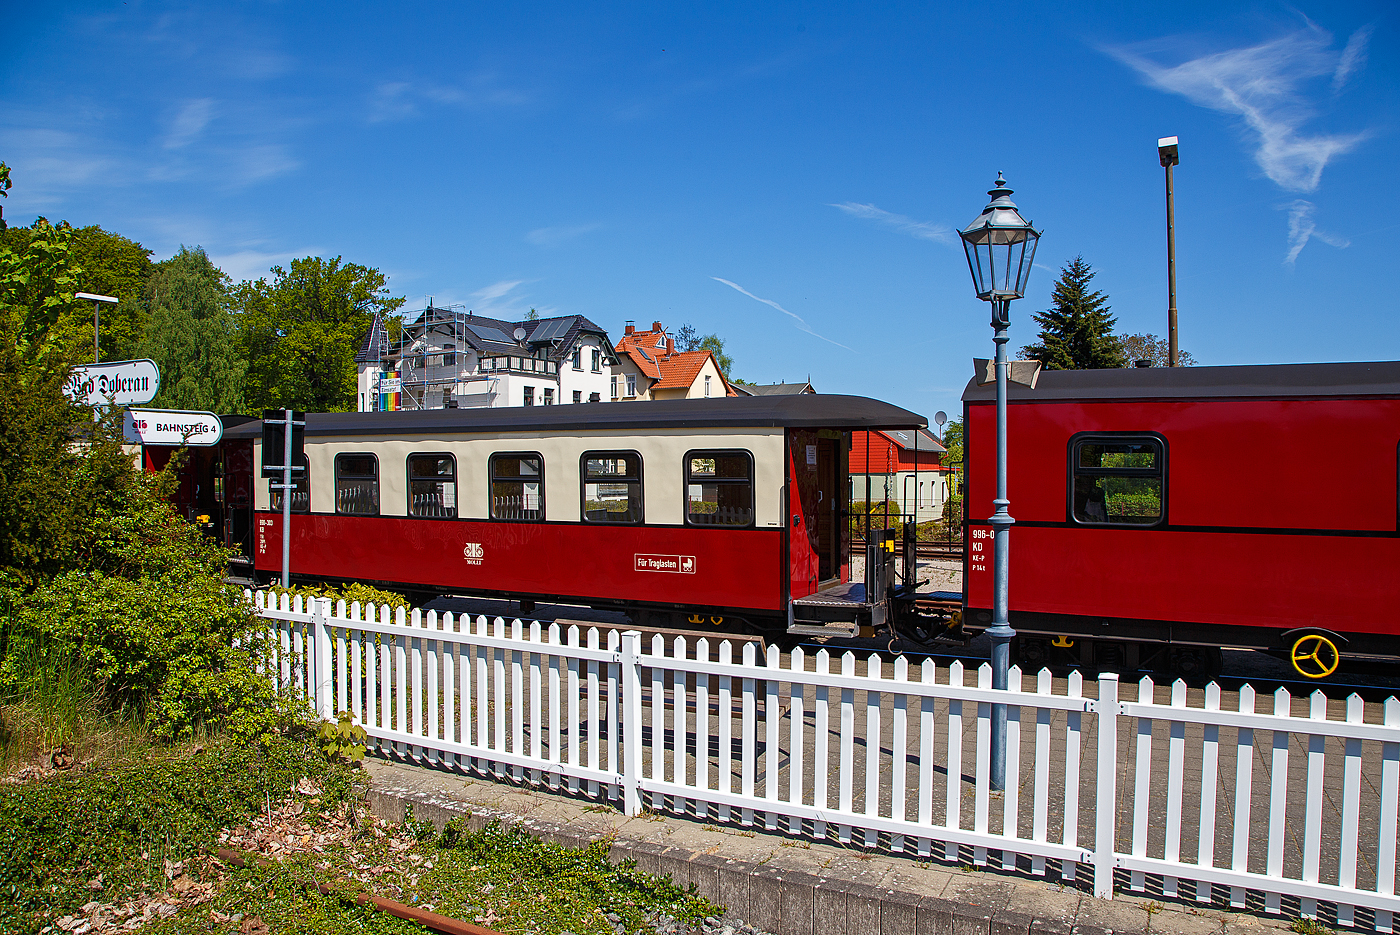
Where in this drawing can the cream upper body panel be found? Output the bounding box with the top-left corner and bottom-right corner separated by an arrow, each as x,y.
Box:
254,427 -> 787,527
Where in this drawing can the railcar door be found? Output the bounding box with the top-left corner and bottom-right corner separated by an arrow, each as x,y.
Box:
816,435 -> 841,583
789,429 -> 848,600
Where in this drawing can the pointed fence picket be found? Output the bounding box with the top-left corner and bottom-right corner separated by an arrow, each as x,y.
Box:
250,591 -> 1400,926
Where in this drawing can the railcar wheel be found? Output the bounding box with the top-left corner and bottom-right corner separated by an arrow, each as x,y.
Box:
1290,634 -> 1340,679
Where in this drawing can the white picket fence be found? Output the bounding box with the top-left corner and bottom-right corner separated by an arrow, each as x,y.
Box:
251,592 -> 1400,929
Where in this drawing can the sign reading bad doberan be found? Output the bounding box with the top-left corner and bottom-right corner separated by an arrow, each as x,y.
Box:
123,409 -> 223,447
65,359 -> 160,406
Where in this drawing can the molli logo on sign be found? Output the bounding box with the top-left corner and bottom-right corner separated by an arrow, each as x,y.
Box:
463,542 -> 484,565
634,553 -> 696,574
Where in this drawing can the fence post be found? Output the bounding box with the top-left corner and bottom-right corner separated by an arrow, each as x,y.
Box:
621,630 -> 644,817
313,597 -> 334,721
1094,671 -> 1120,899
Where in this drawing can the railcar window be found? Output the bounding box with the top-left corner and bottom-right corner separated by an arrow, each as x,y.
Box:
685,450 -> 754,526
335,454 -> 379,516
269,454 -> 310,513
408,454 -> 456,518
1070,436 -> 1164,526
491,453 -> 544,521
582,452 -> 642,524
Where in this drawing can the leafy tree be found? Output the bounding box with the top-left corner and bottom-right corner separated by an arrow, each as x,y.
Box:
1112,332 -> 1198,367
0,160 -> 11,228
70,225 -> 154,360
1021,257 -> 1125,370
940,418 -> 963,495
233,256 -> 405,413
136,246 -> 246,413
526,307 -> 539,321
674,322 -> 735,376
0,216 -> 85,369
698,334 -> 734,376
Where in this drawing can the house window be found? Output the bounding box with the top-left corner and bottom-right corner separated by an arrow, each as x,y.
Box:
591,349 -> 601,372
704,374 -> 712,397
685,450 -> 754,527
491,453 -> 544,521
543,388 -> 554,405
523,386 -> 534,406
610,376 -> 619,400
1069,434 -> 1165,526
270,454 -> 310,513
589,392 -> 600,402
572,347 -> 583,370
582,451 -> 643,524
408,454 -> 456,518
625,374 -> 636,397
443,347 -> 456,367
572,390 -> 582,404
335,454 -> 379,515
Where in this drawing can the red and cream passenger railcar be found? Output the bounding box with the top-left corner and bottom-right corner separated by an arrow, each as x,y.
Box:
221,395 -> 925,633
961,360 -> 1400,678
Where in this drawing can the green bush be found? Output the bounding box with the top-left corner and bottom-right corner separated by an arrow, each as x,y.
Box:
0,735 -> 356,935
1,570 -> 280,742
263,581 -> 412,615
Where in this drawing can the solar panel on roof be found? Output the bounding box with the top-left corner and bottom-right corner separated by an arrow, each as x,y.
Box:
467,324 -> 514,344
528,318 -> 571,344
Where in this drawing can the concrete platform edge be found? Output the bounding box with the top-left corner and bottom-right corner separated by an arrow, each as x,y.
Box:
366,783 -> 1078,935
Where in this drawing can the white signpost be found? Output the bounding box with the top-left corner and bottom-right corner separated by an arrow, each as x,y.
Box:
66,359 -> 161,406
123,409 -> 224,447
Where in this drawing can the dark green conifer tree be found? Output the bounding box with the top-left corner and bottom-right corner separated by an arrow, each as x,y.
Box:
136,247 -> 246,413
1021,257 -> 1125,370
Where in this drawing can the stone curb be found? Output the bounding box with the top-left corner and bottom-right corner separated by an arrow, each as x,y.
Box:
365,785 -> 1075,935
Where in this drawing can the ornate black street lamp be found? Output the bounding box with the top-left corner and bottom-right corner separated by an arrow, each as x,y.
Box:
959,174 -> 1041,791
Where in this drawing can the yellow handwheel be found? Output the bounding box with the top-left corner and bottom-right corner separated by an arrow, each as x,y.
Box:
1290,633 -> 1340,679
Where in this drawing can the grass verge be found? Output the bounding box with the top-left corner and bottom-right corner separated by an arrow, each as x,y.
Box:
5,738 -> 715,935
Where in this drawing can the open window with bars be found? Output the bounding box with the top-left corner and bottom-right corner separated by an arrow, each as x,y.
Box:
335,454 -> 379,516
491,453 -> 544,520
1069,434 -> 1165,526
269,453 -> 310,513
408,454 -> 456,518
685,450 -> 754,526
582,451 -> 642,523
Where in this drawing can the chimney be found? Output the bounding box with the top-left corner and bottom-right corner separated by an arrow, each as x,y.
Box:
625,321 -> 635,334
666,337 -> 675,356
652,321 -> 662,332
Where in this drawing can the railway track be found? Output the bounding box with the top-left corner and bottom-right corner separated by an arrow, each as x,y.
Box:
850,540 -> 964,561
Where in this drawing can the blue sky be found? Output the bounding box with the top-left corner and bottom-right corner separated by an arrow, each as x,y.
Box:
4,2 -> 1395,420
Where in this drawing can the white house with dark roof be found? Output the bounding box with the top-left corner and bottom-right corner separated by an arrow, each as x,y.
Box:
355,304 -> 619,411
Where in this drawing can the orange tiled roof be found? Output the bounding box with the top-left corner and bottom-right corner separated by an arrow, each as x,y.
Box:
615,325 -> 736,395
654,350 -> 717,389
615,328 -> 667,380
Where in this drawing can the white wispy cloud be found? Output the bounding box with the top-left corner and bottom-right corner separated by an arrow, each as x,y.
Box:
829,202 -> 958,245
1282,200 -> 1349,266
163,98 -> 215,149
208,247 -> 321,283
367,78 -> 531,123
525,223 -> 601,247
1332,25 -> 1373,93
711,277 -> 852,351
1107,26 -> 1370,194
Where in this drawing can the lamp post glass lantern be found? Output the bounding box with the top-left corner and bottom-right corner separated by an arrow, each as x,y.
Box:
959,174 -> 1040,792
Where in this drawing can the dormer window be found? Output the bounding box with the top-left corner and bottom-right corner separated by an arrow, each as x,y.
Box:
591,349 -> 601,372
572,346 -> 583,370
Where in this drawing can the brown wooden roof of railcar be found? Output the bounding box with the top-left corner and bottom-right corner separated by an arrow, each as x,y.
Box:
962,360 -> 1400,403
221,394 -> 926,439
